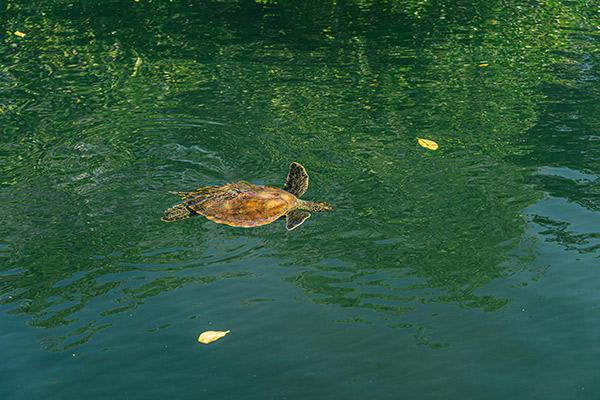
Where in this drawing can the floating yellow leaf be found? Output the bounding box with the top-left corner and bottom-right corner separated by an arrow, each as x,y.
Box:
198,330 -> 230,344
14,31 -> 26,38
478,63 -> 489,67
417,138 -> 439,151
131,56 -> 143,77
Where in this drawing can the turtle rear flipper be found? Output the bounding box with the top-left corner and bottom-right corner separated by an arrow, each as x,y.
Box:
162,203 -> 194,222
283,162 -> 309,197
169,191 -> 190,197
171,186 -> 220,200
285,210 -> 310,231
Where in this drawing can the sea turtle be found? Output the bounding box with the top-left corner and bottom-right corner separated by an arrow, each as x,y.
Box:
162,162 -> 332,230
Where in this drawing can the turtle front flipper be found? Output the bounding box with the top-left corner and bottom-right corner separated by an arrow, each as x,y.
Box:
283,162 -> 309,197
285,210 -> 311,231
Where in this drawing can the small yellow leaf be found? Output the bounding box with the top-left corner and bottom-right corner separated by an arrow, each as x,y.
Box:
417,138 -> 439,151
198,330 -> 230,344
14,31 -> 26,38
478,63 -> 489,67
131,56 -> 143,77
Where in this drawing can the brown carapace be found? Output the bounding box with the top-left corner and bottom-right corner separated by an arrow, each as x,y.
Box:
162,162 -> 332,230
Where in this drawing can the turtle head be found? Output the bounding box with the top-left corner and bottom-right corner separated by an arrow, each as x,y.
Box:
318,202 -> 333,212
305,201 -> 332,212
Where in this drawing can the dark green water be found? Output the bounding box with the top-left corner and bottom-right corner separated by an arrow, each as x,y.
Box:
1,1 -> 599,398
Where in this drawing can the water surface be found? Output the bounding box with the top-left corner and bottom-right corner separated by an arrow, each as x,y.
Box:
1,1 -> 599,399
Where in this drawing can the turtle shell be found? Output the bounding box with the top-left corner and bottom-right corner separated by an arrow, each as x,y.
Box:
185,182 -> 299,227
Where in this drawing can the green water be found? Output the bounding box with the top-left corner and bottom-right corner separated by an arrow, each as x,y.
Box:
1,0 -> 599,398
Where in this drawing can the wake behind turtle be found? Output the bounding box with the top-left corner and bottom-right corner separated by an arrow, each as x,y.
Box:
162,162 -> 332,230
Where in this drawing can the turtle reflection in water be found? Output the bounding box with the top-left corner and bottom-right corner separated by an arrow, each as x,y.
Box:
162,162 -> 332,230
